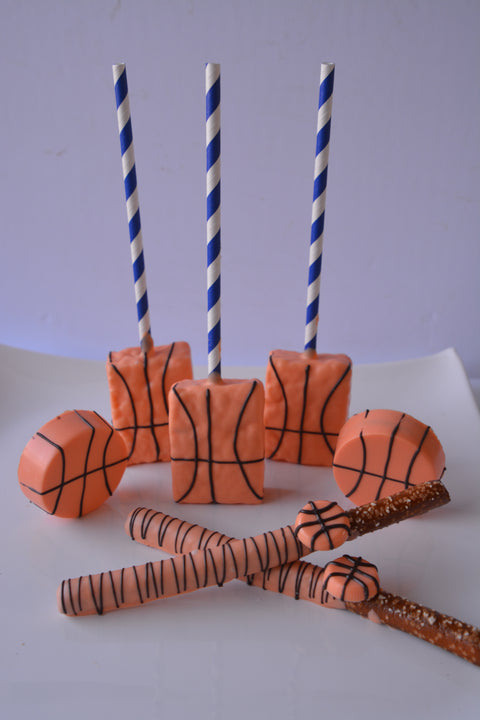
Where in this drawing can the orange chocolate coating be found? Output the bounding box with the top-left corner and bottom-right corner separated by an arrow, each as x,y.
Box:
58,522 -> 303,615
264,350 -> 351,466
333,409 -> 446,506
322,555 -> 380,602
106,341 -> 192,465
125,506 -> 345,610
18,410 -> 127,518
294,500 -> 351,551
169,377 -> 265,504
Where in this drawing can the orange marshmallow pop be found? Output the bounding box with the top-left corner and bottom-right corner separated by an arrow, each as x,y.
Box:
108,64 -> 192,465
18,410 -> 128,518
169,63 -> 264,504
332,409 -> 446,505
264,64 -> 351,466
57,479 -> 449,616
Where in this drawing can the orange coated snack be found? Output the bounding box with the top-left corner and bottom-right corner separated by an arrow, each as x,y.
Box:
294,500 -> 351,551
322,555 -> 380,602
18,410 -> 127,518
169,377 -> 265,503
106,341 -> 192,465
333,409 -> 446,505
264,350 -> 351,466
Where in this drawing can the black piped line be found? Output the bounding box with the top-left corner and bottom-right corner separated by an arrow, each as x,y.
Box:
266,355 -> 288,459
171,384 -> 199,502
143,351 -> 161,461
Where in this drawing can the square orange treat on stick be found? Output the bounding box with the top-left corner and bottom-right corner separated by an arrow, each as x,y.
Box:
169,377 -> 264,503
108,64 -> 193,464
265,350 -> 351,466
169,63 -> 264,503
107,342 -> 193,465
265,64 -> 351,466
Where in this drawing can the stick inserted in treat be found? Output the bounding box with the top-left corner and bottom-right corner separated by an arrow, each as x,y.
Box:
167,63 -> 265,504
126,505 -> 480,667
58,479 -> 449,617
107,64 -> 193,465
113,63 -> 153,354
264,63 -> 353,468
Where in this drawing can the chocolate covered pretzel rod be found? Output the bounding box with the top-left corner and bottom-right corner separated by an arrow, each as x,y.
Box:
127,508 -> 480,666
324,556 -> 480,667
58,480 -> 449,617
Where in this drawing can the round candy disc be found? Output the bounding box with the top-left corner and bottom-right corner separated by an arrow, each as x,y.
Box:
332,409 -> 446,506
18,410 -> 128,518
294,500 -> 350,551
322,555 -> 380,602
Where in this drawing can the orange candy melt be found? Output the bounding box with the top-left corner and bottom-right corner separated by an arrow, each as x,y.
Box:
322,555 -> 380,602
106,341 -> 193,465
18,410 -> 127,518
169,377 -> 265,504
264,350 -> 352,466
333,409 -> 446,505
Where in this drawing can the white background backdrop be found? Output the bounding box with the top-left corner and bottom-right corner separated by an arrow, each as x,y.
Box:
1,0 -> 479,376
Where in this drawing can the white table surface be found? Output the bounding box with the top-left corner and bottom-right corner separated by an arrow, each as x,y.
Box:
1,344 -> 479,719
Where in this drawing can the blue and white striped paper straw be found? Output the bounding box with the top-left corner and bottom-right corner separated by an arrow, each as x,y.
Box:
206,63 -> 221,377
113,63 -> 153,353
304,63 -> 335,352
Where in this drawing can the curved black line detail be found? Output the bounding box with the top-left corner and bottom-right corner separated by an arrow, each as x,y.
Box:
319,360 -> 352,457
144,352 -> 161,461
404,424 -> 431,488
344,430 -> 367,498
161,343 -> 175,415
75,410 -> 96,518
232,380 -> 264,500
35,432 -> 66,516
171,384 -> 200,502
266,355 -> 288,459
375,414 -> 405,500
297,365 -> 311,463
108,356 -> 139,460
206,388 -> 216,503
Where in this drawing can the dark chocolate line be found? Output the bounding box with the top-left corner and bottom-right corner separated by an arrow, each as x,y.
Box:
376,414 -> 405,500
143,351 -> 161,461
297,364 -> 311,464
232,380 -> 264,500
266,354 -> 288,459
20,455 -> 128,499
206,388 -> 216,503
114,421 -> 169,431
319,360 -> 352,457
161,342 -> 175,416
108,357 -> 139,459
264,425 -> 340,439
404,425 -> 431,488
343,430 -> 367,498
170,456 -> 264,466
35,432 -> 66,516
171,384 -> 200,502
74,410 -> 96,518
332,461 -> 444,488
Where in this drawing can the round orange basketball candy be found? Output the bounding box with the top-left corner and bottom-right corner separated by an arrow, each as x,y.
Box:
322,555 -> 380,602
294,500 -> 350,551
18,410 -> 128,518
332,409 -> 445,506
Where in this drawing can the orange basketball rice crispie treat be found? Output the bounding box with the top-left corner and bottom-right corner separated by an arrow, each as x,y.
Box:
168,377 -> 265,504
18,410 -> 128,518
332,409 -> 446,506
106,341 -> 192,465
264,350 -> 352,466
